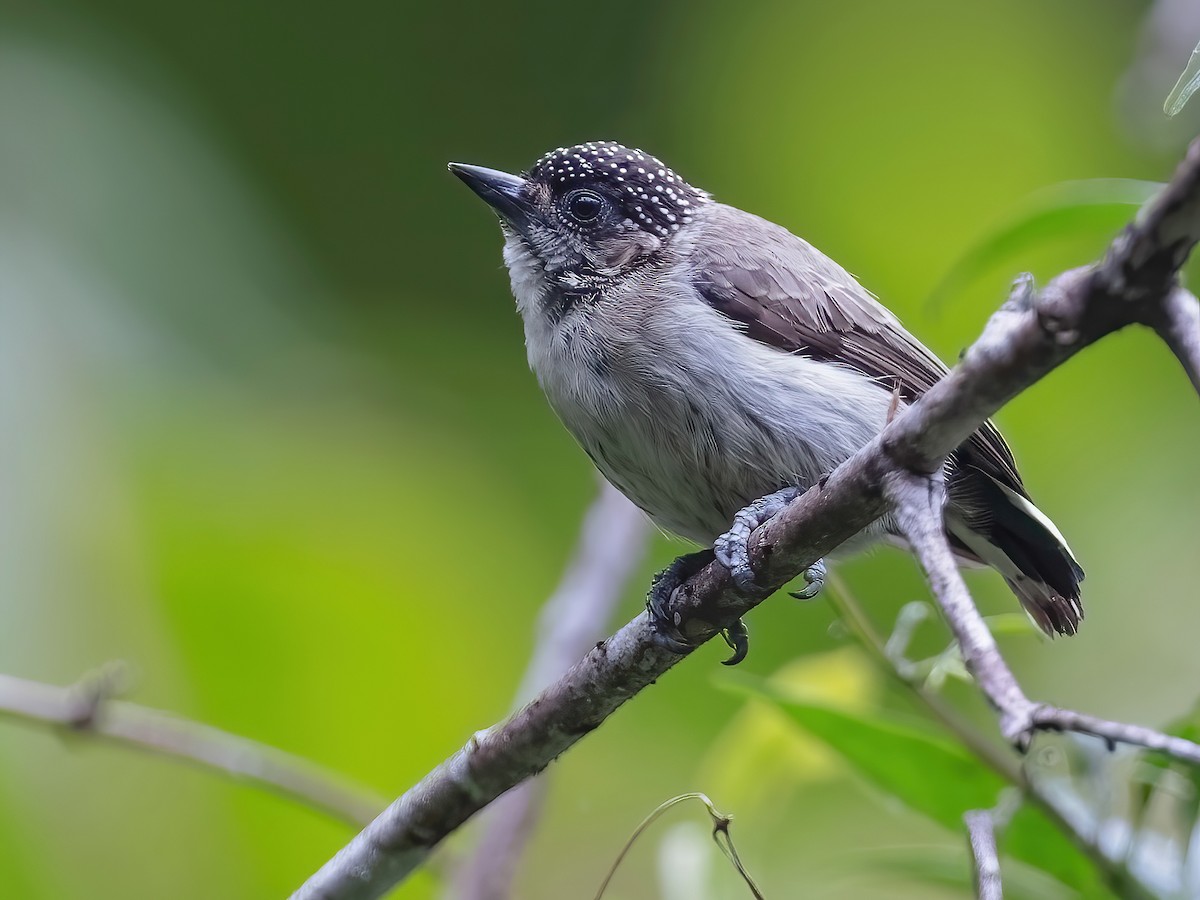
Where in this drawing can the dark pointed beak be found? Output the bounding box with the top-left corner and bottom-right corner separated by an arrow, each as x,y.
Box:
448,162 -> 536,231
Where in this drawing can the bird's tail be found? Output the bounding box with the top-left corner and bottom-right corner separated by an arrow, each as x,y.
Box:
947,472 -> 1085,637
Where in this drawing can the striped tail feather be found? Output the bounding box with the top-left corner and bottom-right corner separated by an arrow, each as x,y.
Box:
947,471 -> 1085,637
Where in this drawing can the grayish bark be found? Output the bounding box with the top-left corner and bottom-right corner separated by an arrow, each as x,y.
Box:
1152,286 -> 1200,392
965,810 -> 1002,900
0,670 -> 384,827
450,482 -> 650,900
887,467 -> 1200,761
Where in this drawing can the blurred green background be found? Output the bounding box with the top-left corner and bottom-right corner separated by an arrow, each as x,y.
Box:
1,0 -> 1198,897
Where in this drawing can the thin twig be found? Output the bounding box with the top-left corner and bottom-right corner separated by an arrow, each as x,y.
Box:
825,576 -> 1151,898
1029,706 -> 1200,761
885,466 -> 1200,763
825,575 -> 1021,782
452,482 -> 650,900
1150,285 -> 1200,394
884,470 -> 1035,742
291,138 -> 1200,900
592,793 -> 763,900
965,809 -> 1002,900
0,669 -> 385,827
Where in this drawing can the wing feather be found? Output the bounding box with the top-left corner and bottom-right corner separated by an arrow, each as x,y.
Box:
689,204 -> 1026,495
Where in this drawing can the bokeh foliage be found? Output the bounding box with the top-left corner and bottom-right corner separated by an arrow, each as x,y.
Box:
0,1 -> 1197,897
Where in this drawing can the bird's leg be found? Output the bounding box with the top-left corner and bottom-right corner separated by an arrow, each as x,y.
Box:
715,486 -> 827,601
647,549 -> 714,652
648,549 -> 747,660
714,487 -> 802,589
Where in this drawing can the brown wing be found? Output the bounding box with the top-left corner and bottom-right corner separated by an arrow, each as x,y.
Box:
690,203 -> 1026,495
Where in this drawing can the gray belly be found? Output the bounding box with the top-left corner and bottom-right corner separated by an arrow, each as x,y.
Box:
579,419 -> 753,544
562,381 -> 830,545
528,293 -> 897,549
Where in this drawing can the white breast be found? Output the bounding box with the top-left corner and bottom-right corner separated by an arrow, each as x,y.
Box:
504,235 -> 895,547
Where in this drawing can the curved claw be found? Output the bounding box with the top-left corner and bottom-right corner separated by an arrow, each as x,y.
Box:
714,487 -> 804,591
646,549 -> 715,655
788,559 -> 827,601
720,619 -> 748,672
651,623 -> 694,655
720,618 -> 750,666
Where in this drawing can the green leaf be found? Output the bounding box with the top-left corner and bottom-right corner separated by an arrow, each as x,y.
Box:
1161,703 -> 1200,746
1001,804 -> 1110,898
719,673 -> 1106,894
866,845 -> 1075,900
1140,702 -> 1200,794
697,647 -> 882,810
1140,701 -> 1200,832
720,673 -> 1002,830
1165,39 -> 1200,116
928,179 -> 1163,312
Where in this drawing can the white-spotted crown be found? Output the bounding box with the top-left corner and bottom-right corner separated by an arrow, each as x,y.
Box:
527,141 -> 710,238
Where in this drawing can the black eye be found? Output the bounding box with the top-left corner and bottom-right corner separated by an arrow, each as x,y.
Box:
565,190 -> 605,223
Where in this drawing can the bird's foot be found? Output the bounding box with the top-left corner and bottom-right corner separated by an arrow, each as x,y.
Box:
789,559 -> 828,601
647,549 -> 715,655
647,549 -> 749,665
713,487 -> 804,591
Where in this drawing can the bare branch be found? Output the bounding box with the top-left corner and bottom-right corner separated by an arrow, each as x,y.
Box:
452,482 -> 650,900
826,578 -> 1151,897
1151,286 -> 1200,393
0,669 -> 385,828
965,810 -> 1002,900
1027,706 -> 1200,762
1094,136 -> 1200,305
291,138 -> 1200,900
884,469 -> 1034,740
886,463 -> 1200,763
511,483 -> 653,707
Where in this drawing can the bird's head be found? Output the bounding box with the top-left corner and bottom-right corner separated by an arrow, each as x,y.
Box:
450,141 -> 709,296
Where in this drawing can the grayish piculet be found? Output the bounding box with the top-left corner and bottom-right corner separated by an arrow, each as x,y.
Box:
450,141 -> 1084,643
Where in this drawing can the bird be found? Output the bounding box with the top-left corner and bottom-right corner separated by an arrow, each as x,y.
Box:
449,141 -> 1084,663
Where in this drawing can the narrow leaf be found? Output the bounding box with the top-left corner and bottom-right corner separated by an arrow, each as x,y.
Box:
720,674 -> 1105,893
867,845 -> 1075,900
720,673 -> 999,829
928,179 -> 1163,312
1165,40 -> 1200,116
